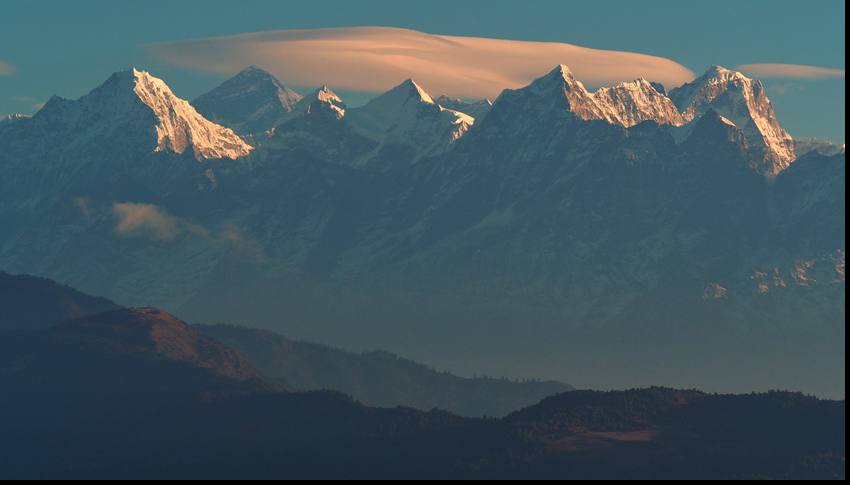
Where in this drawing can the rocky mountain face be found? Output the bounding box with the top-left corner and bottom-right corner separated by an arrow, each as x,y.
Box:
193,66 -> 303,136
346,79 -> 474,166
795,137 -> 845,158
28,68 -> 253,161
669,66 -> 796,174
0,65 -> 843,398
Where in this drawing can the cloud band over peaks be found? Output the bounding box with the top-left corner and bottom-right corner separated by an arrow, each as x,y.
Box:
736,63 -> 845,80
148,27 -> 695,98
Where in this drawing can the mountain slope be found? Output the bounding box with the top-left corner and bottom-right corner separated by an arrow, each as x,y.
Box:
0,307 -> 279,406
504,388 -> 844,479
263,85 -> 377,161
193,66 -> 303,136
794,137 -> 845,158
669,66 -> 795,174
0,68 -> 251,164
347,79 -> 474,166
489,65 -> 683,130
0,271 -> 120,333
0,380 -> 842,479
127,68 -> 254,160
198,323 -> 572,417
435,96 -> 493,120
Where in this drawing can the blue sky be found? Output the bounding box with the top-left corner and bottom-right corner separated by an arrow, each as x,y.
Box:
0,0 -> 844,142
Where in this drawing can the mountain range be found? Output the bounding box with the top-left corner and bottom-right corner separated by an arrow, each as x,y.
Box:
0,63 -> 844,398
0,272 -> 843,479
0,271 -> 568,417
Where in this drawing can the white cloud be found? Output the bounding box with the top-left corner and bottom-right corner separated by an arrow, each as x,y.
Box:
111,202 -> 260,260
113,202 -> 182,241
148,26 -> 695,98
0,61 -> 15,76
73,196 -> 93,218
737,63 -> 845,80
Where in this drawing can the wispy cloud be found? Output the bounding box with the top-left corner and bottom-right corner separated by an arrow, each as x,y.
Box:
148,26 -> 695,98
764,82 -> 805,95
220,224 -> 266,262
0,61 -> 15,76
113,202 -> 183,241
737,63 -> 845,80
73,196 -> 94,218
110,201 -> 263,260
11,95 -> 44,111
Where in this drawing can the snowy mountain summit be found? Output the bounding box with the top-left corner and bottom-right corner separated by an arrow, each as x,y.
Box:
669,66 -> 796,174
348,79 -> 474,158
189,64 -> 797,176
31,68 -> 253,161
291,85 -> 347,121
129,69 -> 253,160
514,65 -> 684,128
485,65 -> 796,175
193,66 -> 303,136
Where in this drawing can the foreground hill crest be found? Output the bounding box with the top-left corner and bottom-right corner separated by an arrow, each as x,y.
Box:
59,307 -> 267,382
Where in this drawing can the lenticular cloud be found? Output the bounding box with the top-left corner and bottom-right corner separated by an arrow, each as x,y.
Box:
736,63 -> 845,80
149,27 -> 695,98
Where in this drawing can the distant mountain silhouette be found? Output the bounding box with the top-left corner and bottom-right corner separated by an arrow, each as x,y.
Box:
0,271 -> 567,416
199,323 -> 572,417
0,307 -> 279,407
0,271 -> 120,333
0,374 -> 842,479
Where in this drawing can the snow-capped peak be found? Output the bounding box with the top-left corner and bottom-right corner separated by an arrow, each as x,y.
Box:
192,66 -> 303,136
398,79 -> 437,105
314,85 -> 344,105
549,64 -> 575,81
296,85 -> 347,120
592,78 -> 684,127
364,79 -> 438,116
129,69 -> 253,160
29,68 -> 253,161
532,64 -> 583,90
229,66 -> 303,108
669,65 -> 796,174
515,65 -> 684,127
347,79 -> 474,160
349,79 -> 442,136
703,65 -> 750,83
485,64 -> 797,174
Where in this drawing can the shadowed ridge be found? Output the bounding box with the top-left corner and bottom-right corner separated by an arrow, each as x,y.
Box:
0,271 -> 121,333
58,307 -> 273,384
